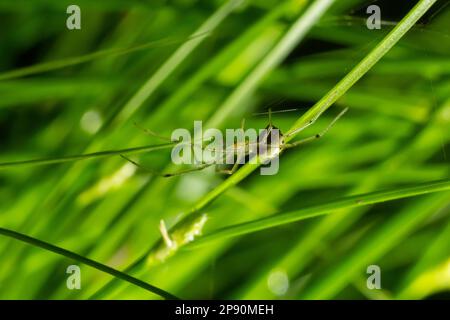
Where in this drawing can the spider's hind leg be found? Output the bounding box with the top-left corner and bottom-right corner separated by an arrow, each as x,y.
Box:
216,118 -> 249,175
216,155 -> 243,175
162,163 -> 214,177
120,154 -> 213,177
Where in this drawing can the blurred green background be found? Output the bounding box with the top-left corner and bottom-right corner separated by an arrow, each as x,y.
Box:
0,0 -> 449,299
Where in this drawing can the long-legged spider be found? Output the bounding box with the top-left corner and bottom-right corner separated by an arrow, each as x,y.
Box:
121,107 -> 348,177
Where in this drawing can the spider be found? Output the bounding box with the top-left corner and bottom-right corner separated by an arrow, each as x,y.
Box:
121,107 -> 348,177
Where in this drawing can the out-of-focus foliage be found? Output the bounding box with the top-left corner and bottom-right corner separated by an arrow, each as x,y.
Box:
0,0 -> 449,299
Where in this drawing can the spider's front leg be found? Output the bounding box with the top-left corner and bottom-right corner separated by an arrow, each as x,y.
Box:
283,108 -> 348,150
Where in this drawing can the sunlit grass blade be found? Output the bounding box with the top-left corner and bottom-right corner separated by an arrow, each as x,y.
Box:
0,227 -> 179,300
187,178 -> 450,248
286,0 -> 439,141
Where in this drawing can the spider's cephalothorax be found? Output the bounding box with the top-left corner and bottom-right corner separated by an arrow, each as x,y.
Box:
257,124 -> 285,163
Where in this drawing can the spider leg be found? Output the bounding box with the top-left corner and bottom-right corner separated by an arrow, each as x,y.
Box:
217,118 -> 249,175
133,121 -> 177,142
216,150 -> 247,175
284,104 -> 340,138
120,154 -> 166,176
162,163 -> 214,177
283,108 -> 348,149
120,154 -> 213,177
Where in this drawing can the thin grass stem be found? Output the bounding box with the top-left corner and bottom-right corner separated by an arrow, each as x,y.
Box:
0,228 -> 179,300
0,143 -> 174,169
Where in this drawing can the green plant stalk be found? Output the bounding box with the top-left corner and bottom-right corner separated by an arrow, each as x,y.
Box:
187,178 -> 450,247
166,0 -> 438,251
286,0 -> 439,141
0,33 -> 210,81
0,228 -> 178,300
0,143 -> 174,169
90,0 -> 437,299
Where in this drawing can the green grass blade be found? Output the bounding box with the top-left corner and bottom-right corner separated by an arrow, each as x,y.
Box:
0,143 -> 174,169
0,34 -> 210,81
188,179 -> 450,248
0,227 -> 179,300
286,0 -> 439,141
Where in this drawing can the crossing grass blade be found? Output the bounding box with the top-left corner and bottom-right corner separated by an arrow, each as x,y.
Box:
0,143 -> 174,169
0,228 -> 179,300
187,178 -> 450,248
0,33 -> 210,81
